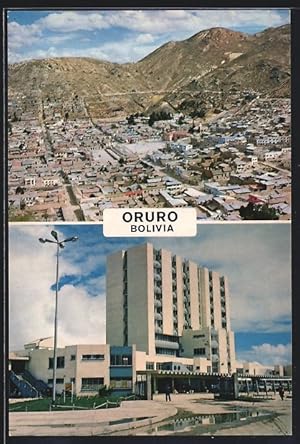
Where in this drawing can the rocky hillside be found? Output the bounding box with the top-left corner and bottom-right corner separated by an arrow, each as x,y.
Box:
8,24 -> 290,119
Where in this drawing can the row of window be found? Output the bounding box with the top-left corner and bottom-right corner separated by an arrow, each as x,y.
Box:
155,333 -> 179,343
110,354 -> 132,366
194,348 -> 206,356
47,377 -> 104,387
48,354 -> 105,368
156,347 -> 177,356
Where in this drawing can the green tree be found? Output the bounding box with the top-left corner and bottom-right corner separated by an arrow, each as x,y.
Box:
239,203 -> 279,220
127,115 -> 135,125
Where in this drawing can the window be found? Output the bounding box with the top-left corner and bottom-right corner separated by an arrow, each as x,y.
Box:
81,377 -> 104,391
70,378 -> 76,383
57,357 -> 65,368
146,362 -> 154,370
47,378 -> 64,385
70,355 -> 76,361
212,348 -> 218,355
193,334 -> 205,339
155,347 -> 176,356
194,348 -> 206,356
82,354 -> 105,361
110,354 -> 132,366
48,356 -> 65,369
155,333 -> 179,342
110,378 -> 132,389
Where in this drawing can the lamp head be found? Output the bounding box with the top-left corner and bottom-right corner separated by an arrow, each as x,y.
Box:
51,230 -> 58,241
63,236 -> 79,243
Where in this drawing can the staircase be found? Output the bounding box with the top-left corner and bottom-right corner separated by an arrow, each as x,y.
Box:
9,370 -> 39,398
23,370 -> 50,396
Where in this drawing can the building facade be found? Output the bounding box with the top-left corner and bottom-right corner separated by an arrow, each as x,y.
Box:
9,339 -> 136,397
106,243 -> 236,375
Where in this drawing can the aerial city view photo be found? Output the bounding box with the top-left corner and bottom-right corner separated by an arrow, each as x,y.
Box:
7,9 -> 291,222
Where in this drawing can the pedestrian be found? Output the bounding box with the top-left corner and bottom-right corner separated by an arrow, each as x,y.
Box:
165,384 -> 171,402
279,386 -> 284,401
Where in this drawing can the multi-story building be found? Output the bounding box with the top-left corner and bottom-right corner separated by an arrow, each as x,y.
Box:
10,244 -> 292,399
106,243 -> 235,375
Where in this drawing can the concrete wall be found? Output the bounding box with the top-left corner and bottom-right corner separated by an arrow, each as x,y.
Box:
161,249 -> 173,335
106,250 -> 125,347
189,260 -> 200,330
180,328 -> 211,360
127,243 -> 154,355
198,267 -> 210,329
23,344 -> 110,395
175,256 -> 184,334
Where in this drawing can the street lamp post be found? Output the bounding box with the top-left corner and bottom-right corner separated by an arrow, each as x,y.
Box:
39,230 -> 78,405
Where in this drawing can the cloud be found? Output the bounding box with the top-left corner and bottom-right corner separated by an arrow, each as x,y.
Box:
8,21 -> 42,49
46,33 -> 79,45
237,343 -> 292,365
106,9 -> 288,35
9,224 -> 291,354
135,33 -> 156,44
38,11 -> 109,33
9,225 -> 105,350
7,9 -> 290,63
152,224 -> 291,334
8,38 -> 160,64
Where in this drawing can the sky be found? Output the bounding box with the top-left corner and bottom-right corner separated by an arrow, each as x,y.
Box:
9,223 -> 291,367
7,9 -> 290,64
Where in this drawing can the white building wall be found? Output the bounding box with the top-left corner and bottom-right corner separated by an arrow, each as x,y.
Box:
161,249 -> 173,335
189,261 -> 200,330
127,243 -> 155,355
106,251 -> 125,347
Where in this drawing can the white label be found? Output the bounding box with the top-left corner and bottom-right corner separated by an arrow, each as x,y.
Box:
103,208 -> 197,237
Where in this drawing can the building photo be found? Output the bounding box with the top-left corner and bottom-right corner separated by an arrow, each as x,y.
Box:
8,223 -> 292,436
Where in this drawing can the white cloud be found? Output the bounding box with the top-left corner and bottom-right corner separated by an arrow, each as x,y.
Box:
9,225 -> 105,350
238,343 -> 292,365
7,9 -> 289,63
38,11 -> 109,33
46,33 -> 79,45
9,224 -> 291,352
153,224 -> 291,334
136,33 -> 156,44
106,9 -> 288,34
8,21 -> 42,49
8,37 -> 160,64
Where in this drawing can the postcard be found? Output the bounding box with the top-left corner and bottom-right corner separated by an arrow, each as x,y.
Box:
3,6 -> 294,441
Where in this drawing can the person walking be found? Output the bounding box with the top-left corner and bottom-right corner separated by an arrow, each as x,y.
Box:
279,385 -> 285,401
165,384 -> 171,402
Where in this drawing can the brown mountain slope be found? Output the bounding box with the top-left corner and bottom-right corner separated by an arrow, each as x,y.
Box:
8,25 -> 290,119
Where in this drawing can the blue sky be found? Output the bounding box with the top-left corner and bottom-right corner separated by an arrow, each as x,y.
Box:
9,223 -> 291,366
7,9 -> 290,63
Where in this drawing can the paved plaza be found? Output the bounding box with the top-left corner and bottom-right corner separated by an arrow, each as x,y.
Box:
9,393 -> 292,436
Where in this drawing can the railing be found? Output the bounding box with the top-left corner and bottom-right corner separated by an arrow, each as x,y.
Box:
9,370 -> 39,398
23,370 -> 49,395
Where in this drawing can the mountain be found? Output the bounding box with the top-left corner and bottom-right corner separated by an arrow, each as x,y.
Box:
8,25 -> 290,119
